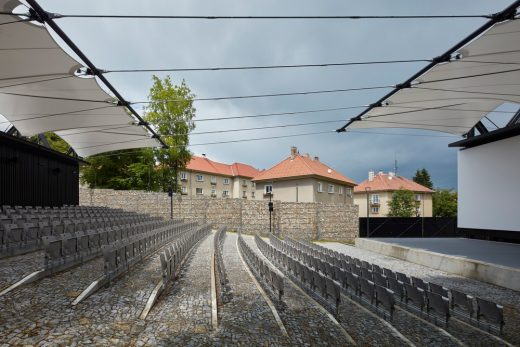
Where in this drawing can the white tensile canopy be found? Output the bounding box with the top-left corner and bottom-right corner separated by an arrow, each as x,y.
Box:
0,0 -> 162,157
346,17 -> 520,135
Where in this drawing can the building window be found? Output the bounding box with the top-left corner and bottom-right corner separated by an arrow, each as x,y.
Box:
196,174 -> 204,182
252,191 -> 255,198
371,206 -> 379,214
252,182 -> 256,188
264,185 -> 273,194
211,176 -> 217,184
328,184 -> 334,194
371,194 -> 379,204
180,172 -> 188,181
223,178 -> 230,185
242,191 -> 247,198
415,194 -> 422,201
339,187 -> 343,195
196,188 -> 203,195
346,187 -> 352,197
242,179 -> 247,187
317,182 -> 323,193
223,190 -> 230,197
181,186 -> 187,194
211,188 -> 216,196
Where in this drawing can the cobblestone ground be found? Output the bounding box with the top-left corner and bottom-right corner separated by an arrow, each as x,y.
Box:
0,250 -> 44,290
135,233 -> 215,346
0,238 -> 188,346
320,242 -> 520,346
243,235 -> 357,346
214,232 -> 289,346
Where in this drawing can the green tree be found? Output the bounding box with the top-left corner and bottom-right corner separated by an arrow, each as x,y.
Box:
79,75 -> 195,191
433,189 -> 458,217
80,148 -> 159,190
144,75 -> 196,192
413,168 -> 433,189
29,132 -> 70,153
387,189 -> 418,217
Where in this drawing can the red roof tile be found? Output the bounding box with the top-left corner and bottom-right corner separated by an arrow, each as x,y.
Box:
186,156 -> 260,178
354,173 -> 434,193
252,154 -> 356,185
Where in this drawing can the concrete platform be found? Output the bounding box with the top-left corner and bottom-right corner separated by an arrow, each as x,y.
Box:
355,238 -> 520,291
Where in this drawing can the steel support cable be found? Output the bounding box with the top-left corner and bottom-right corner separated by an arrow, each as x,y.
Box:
0,105 -> 118,124
2,13 -> 494,20
104,60 -> 520,74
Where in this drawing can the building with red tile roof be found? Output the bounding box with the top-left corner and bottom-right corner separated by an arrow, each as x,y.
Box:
252,146 -> 357,203
353,171 -> 434,217
180,155 -> 260,199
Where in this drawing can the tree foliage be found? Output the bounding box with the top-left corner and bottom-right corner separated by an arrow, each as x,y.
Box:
387,189 -> 418,217
80,75 -> 196,191
413,168 -> 433,189
144,75 -> 196,192
433,189 -> 458,217
29,132 -> 70,153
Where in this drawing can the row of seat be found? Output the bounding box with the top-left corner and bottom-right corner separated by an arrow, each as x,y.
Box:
257,234 -> 341,314
160,224 -> 213,288
213,226 -> 232,304
44,219 -> 190,273
0,213 -> 166,257
237,232 -> 284,301
291,238 -> 505,334
104,221 -> 204,284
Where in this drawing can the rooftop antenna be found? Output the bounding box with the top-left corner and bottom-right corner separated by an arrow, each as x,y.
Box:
394,151 -> 398,176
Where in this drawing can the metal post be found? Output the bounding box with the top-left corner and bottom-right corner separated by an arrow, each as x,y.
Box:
268,193 -> 273,234
365,187 -> 371,237
421,193 -> 425,237
168,185 -> 173,220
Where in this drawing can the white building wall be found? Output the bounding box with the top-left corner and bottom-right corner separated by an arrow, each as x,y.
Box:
458,135 -> 520,232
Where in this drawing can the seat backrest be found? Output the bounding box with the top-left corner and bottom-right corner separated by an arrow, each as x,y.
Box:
404,283 -> 424,309
429,282 -> 449,297
427,291 -> 449,318
375,284 -> 395,312
476,297 -> 503,325
450,288 -> 474,315
374,272 -> 387,287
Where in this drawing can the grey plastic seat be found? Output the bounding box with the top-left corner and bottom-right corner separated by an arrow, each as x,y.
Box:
359,278 -> 375,304
427,291 -> 450,325
375,284 -> 395,318
404,283 -> 425,311
412,276 -> 429,291
476,297 -> 504,333
429,282 -> 449,298
450,288 -> 474,317
374,272 -> 388,287
387,277 -> 404,301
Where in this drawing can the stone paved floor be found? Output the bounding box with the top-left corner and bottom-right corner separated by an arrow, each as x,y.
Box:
0,250 -> 44,291
214,232 -> 289,346
135,232 -> 215,346
320,241 -> 520,346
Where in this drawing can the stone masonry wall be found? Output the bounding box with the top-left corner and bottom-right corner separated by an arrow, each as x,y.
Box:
79,188 -> 359,241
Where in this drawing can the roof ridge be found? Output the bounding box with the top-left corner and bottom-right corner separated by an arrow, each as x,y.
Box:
298,154 -> 315,175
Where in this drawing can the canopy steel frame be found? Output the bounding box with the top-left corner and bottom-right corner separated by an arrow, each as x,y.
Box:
337,0 -> 520,133
25,0 -> 168,149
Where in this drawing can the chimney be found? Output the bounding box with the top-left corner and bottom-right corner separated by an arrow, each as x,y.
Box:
313,156 -> 319,162
388,171 -> 395,178
368,170 -> 375,182
378,170 -> 384,175
202,153 -> 206,158
290,146 -> 298,159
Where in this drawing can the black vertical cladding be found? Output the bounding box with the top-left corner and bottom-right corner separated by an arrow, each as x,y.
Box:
0,132 -> 81,207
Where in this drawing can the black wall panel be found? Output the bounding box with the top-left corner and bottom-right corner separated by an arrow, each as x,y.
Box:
0,132 -> 80,207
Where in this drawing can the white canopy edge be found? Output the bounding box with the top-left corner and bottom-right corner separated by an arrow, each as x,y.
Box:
0,0 -> 162,157
348,18 -> 520,135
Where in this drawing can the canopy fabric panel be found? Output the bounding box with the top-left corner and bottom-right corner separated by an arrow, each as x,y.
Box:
0,0 -> 161,157
348,18 -> 520,135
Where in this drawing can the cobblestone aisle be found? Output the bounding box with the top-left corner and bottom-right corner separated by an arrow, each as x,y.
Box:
135,232 -> 215,346
0,257 -> 104,345
242,235 -> 357,347
0,250 -> 44,290
214,232 -> 290,346
0,239 -> 185,346
321,242 -> 520,345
